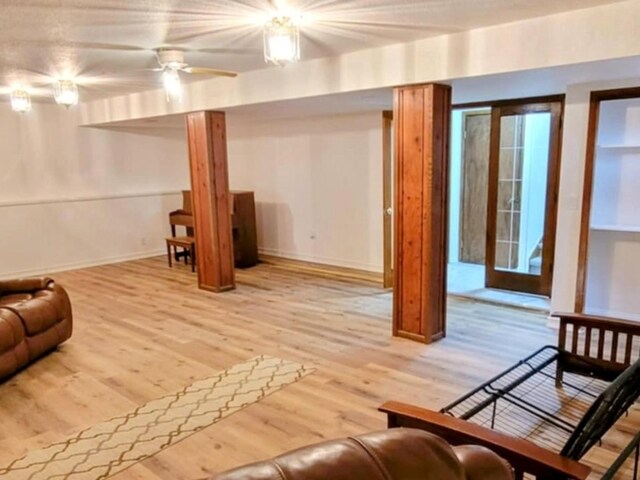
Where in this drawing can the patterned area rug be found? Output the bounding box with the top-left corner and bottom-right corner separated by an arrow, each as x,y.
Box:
0,355 -> 313,480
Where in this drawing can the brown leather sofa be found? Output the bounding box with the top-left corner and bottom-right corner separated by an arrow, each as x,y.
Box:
212,428 -> 513,480
0,277 -> 72,380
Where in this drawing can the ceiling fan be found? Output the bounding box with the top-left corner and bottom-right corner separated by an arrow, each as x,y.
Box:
155,48 -> 239,77
154,48 -> 238,101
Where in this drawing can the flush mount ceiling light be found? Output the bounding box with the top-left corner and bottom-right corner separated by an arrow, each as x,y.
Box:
54,79 -> 79,108
263,15 -> 300,65
162,67 -> 182,102
10,89 -> 31,113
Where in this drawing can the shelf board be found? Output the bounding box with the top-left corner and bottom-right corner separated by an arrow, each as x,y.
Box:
590,224 -> 640,233
597,144 -> 640,150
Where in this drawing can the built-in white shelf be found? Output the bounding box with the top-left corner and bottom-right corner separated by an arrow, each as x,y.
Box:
590,224 -> 640,233
586,98 -> 640,320
597,144 -> 640,150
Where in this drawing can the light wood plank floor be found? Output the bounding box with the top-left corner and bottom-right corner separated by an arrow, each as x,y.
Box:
0,257 -> 636,479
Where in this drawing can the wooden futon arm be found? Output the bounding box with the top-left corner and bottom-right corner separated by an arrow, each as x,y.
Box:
553,312 -> 640,380
379,401 -> 591,480
553,311 -> 640,334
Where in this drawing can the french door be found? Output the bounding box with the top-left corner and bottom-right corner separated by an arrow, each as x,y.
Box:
485,100 -> 563,296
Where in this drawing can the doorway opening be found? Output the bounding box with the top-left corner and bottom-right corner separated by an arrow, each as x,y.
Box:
447,97 -> 564,310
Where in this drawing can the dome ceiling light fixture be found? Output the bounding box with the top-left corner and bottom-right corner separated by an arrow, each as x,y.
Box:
54,79 -> 79,108
263,15 -> 300,65
10,88 -> 32,113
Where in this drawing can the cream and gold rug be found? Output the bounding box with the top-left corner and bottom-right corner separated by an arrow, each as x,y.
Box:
0,355 -> 312,480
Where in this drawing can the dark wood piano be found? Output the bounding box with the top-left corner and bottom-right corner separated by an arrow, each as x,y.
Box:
169,190 -> 258,268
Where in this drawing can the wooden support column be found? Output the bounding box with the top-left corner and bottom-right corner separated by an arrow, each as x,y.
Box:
393,84 -> 451,343
185,111 -> 235,292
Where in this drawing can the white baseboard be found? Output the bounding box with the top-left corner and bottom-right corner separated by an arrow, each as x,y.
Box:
546,315 -> 560,329
0,249 -> 165,280
3,247 -> 384,282
258,247 -> 383,274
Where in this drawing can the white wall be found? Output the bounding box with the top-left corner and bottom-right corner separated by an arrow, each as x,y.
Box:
0,104 -> 189,278
0,106 -> 384,278
227,112 -> 383,272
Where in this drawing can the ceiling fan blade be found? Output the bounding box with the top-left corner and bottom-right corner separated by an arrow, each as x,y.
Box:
197,48 -> 262,55
75,42 -> 147,51
0,40 -> 147,52
182,67 -> 238,77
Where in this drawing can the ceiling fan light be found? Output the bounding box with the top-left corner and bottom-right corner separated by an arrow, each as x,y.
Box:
166,61 -> 184,70
10,89 -> 31,113
54,80 -> 79,107
264,15 -> 300,65
162,68 -> 182,102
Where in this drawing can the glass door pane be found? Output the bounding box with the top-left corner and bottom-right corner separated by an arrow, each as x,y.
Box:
495,112 -> 550,274
486,101 -> 562,296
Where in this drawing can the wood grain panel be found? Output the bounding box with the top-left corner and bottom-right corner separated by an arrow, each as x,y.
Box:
400,87 -> 426,336
393,84 -> 451,343
460,112 -> 490,264
185,111 -> 235,292
429,85 -> 452,341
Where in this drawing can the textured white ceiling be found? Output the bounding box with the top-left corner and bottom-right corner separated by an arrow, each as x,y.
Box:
0,0 -> 628,100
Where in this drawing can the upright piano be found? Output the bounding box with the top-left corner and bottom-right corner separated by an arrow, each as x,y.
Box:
169,190 -> 258,268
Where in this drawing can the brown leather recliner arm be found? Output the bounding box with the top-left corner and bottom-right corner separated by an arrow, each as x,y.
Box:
0,277 -> 53,293
211,428 -> 514,480
379,401 -> 591,480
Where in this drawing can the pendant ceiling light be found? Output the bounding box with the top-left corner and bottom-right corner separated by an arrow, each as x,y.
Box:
162,68 -> 182,102
10,89 -> 31,113
54,79 -> 79,107
263,15 -> 300,65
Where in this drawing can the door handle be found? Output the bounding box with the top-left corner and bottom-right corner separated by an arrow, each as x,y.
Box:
385,207 -> 393,216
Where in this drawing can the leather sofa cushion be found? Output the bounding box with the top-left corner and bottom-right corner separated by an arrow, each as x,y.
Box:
0,309 -> 29,377
3,290 -> 61,336
0,309 -> 25,353
26,316 -> 72,360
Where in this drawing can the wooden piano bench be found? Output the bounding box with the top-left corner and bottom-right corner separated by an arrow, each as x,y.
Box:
166,236 -> 196,272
